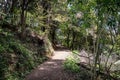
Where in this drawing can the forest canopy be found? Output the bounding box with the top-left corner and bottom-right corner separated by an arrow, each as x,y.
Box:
0,0 -> 120,80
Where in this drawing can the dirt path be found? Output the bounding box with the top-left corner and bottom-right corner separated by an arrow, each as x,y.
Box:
25,50 -> 77,80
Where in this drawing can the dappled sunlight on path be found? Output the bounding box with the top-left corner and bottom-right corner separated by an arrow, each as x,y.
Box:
52,50 -> 72,60
25,50 -> 74,80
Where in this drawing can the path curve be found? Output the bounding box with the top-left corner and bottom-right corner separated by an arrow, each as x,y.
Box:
25,50 -> 77,80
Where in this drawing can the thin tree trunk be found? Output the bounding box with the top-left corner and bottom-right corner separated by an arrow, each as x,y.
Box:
20,0 -> 25,30
66,29 -> 70,48
10,0 -> 15,24
20,0 -> 30,37
71,31 -> 75,50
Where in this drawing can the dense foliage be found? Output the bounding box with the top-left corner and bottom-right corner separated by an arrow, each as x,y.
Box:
0,0 -> 120,80
0,29 -> 47,80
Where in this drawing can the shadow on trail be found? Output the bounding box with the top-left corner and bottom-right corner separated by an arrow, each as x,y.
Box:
25,50 -> 74,80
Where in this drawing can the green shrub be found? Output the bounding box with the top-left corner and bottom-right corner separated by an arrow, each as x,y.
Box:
64,57 -> 80,73
64,50 -> 80,73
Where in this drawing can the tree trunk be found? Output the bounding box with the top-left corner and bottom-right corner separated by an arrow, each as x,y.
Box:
20,0 -> 30,37
10,0 -> 15,13
10,0 -> 16,24
51,27 -> 56,44
20,0 -> 25,28
71,30 -> 75,50
41,0 -> 51,32
66,29 -> 70,48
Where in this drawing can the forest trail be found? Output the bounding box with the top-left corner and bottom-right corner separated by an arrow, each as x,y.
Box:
25,50 -> 76,80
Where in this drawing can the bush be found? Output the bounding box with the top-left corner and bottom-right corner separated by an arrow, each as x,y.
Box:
64,57 -> 80,73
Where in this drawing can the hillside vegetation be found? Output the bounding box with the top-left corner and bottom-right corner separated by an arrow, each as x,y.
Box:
0,0 -> 120,80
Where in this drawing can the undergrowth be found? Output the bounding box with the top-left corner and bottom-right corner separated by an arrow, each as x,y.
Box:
63,50 -> 93,80
63,50 -> 80,73
0,29 -> 47,80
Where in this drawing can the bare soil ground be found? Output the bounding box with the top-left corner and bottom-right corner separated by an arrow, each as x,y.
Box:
25,49 -> 120,80
25,50 -> 79,80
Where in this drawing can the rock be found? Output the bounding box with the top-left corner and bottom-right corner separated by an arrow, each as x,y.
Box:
110,60 -> 120,71
78,50 -> 93,64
